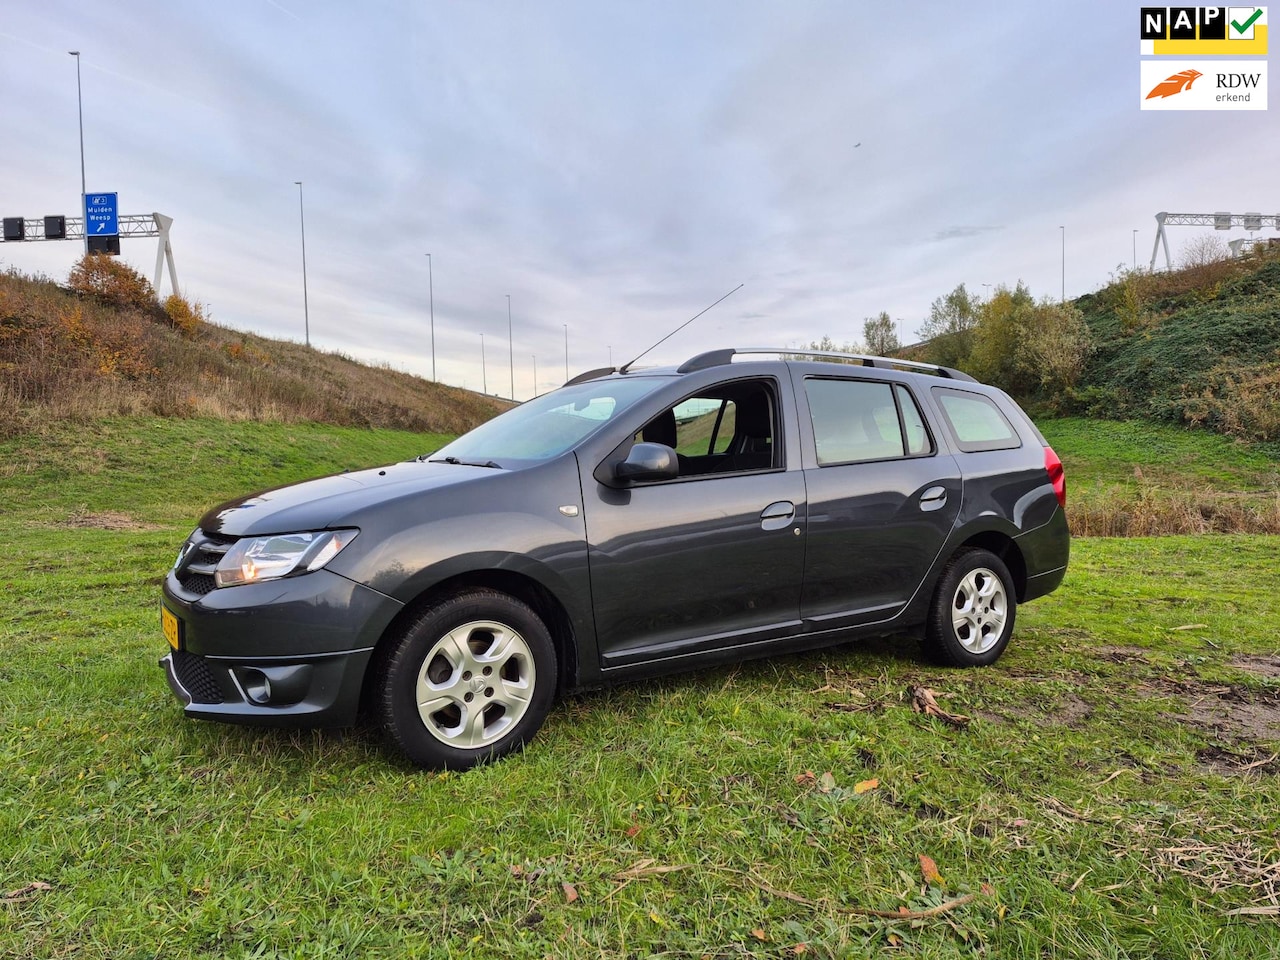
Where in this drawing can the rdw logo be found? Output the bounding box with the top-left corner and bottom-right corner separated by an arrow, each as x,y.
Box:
1140,59 -> 1269,109
1145,68 -> 1203,98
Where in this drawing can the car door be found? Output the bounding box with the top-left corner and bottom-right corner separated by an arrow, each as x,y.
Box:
797,375 -> 962,630
584,378 -> 807,669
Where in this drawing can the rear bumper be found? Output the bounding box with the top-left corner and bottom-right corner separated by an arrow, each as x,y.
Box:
160,647 -> 373,728
1015,505 -> 1070,602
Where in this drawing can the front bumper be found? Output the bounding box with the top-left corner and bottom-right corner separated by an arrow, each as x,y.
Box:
160,646 -> 373,727
160,566 -> 402,727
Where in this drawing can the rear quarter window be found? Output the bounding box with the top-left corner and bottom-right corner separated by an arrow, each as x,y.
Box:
932,387 -> 1021,453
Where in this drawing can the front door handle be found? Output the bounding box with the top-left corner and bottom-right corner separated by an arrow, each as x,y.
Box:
760,501 -> 795,531
919,485 -> 948,512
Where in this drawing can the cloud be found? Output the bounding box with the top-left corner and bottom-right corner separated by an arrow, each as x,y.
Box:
932,225 -> 1003,242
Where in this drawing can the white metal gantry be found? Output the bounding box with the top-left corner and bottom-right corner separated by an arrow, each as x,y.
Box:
1150,211 -> 1279,271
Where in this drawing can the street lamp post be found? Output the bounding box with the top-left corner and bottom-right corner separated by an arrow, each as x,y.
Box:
425,253 -> 435,380
294,181 -> 311,347
1059,225 -> 1065,302
69,51 -> 87,254
532,355 -> 537,398
563,323 -> 569,380
481,333 -> 487,395
506,295 -> 514,401
1132,230 -> 1139,271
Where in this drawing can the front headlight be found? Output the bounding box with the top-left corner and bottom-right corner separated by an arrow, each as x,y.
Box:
214,529 -> 358,588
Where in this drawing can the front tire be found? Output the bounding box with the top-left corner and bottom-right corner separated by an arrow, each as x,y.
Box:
378,589 -> 557,770
923,548 -> 1016,667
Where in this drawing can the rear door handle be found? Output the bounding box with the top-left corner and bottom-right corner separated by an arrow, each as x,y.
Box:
919,486 -> 948,512
760,500 -> 795,531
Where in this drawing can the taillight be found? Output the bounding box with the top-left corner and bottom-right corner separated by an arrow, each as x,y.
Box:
1044,445 -> 1066,509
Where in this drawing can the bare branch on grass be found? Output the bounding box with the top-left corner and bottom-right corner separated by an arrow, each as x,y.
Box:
909,686 -> 971,727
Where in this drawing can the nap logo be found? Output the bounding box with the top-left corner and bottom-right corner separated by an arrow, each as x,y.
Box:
1140,6 -> 1268,54
1141,59 -> 1268,109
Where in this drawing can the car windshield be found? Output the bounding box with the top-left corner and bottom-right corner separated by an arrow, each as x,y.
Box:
430,377 -> 664,465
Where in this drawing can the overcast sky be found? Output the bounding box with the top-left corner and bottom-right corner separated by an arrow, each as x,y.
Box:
2,2 -> 1275,398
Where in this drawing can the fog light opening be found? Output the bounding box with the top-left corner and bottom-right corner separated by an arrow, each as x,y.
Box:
242,670 -> 272,705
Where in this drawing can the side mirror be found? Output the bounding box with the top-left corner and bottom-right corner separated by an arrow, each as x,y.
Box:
615,442 -> 679,482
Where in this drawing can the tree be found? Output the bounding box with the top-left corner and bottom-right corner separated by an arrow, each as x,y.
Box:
1023,300 -> 1092,399
969,282 -> 1035,392
918,283 -> 980,369
968,282 -> 1091,401
862,312 -> 901,355
1179,233 -> 1228,268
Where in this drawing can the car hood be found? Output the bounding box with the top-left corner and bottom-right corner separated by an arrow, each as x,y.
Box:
198,460 -> 503,537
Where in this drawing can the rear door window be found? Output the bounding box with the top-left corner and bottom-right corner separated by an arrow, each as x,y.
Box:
806,378 -> 933,465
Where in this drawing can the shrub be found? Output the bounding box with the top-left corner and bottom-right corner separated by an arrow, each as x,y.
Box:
1024,300 -> 1093,399
67,255 -> 156,312
163,294 -> 208,336
1183,359 -> 1280,441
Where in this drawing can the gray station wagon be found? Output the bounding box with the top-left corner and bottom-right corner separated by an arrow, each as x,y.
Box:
161,348 -> 1069,769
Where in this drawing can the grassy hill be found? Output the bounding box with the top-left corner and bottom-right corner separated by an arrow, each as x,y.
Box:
900,247 -> 1280,444
1075,254 -> 1280,441
0,264 -> 511,438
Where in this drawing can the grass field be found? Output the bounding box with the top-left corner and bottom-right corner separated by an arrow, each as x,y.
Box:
2,417 -> 1278,958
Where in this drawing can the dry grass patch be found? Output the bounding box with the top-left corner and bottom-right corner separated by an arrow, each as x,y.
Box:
1070,484 -> 1280,537
55,510 -> 164,532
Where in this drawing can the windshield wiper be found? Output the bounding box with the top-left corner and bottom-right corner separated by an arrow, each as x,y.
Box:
428,456 -> 503,469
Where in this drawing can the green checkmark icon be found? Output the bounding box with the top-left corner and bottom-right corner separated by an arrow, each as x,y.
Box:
1231,8 -> 1262,35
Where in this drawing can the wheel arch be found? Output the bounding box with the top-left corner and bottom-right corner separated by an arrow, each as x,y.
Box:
359,569 -> 579,716
957,529 -> 1028,601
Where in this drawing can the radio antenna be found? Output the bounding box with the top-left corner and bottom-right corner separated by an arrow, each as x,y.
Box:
619,283 -> 744,374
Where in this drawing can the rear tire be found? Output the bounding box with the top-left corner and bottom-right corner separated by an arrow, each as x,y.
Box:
378,589 -> 557,770
923,548 -> 1016,667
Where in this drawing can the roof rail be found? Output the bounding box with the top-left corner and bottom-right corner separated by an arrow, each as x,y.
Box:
677,347 -> 976,382
563,366 -> 617,386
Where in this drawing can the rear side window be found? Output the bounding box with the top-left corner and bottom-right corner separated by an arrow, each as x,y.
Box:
932,388 -> 1021,452
806,378 -> 933,465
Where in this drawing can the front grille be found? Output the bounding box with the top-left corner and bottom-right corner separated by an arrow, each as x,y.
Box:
181,574 -> 217,595
175,529 -> 236,596
171,649 -> 224,704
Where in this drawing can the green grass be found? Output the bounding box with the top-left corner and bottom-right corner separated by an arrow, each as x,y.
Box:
1042,418 -> 1279,491
1041,418 -> 1280,535
3,418 -> 1279,958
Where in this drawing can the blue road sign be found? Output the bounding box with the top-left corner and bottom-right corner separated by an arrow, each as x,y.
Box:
84,192 -> 118,236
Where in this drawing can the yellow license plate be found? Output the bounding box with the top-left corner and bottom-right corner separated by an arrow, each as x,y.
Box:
162,606 -> 181,650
